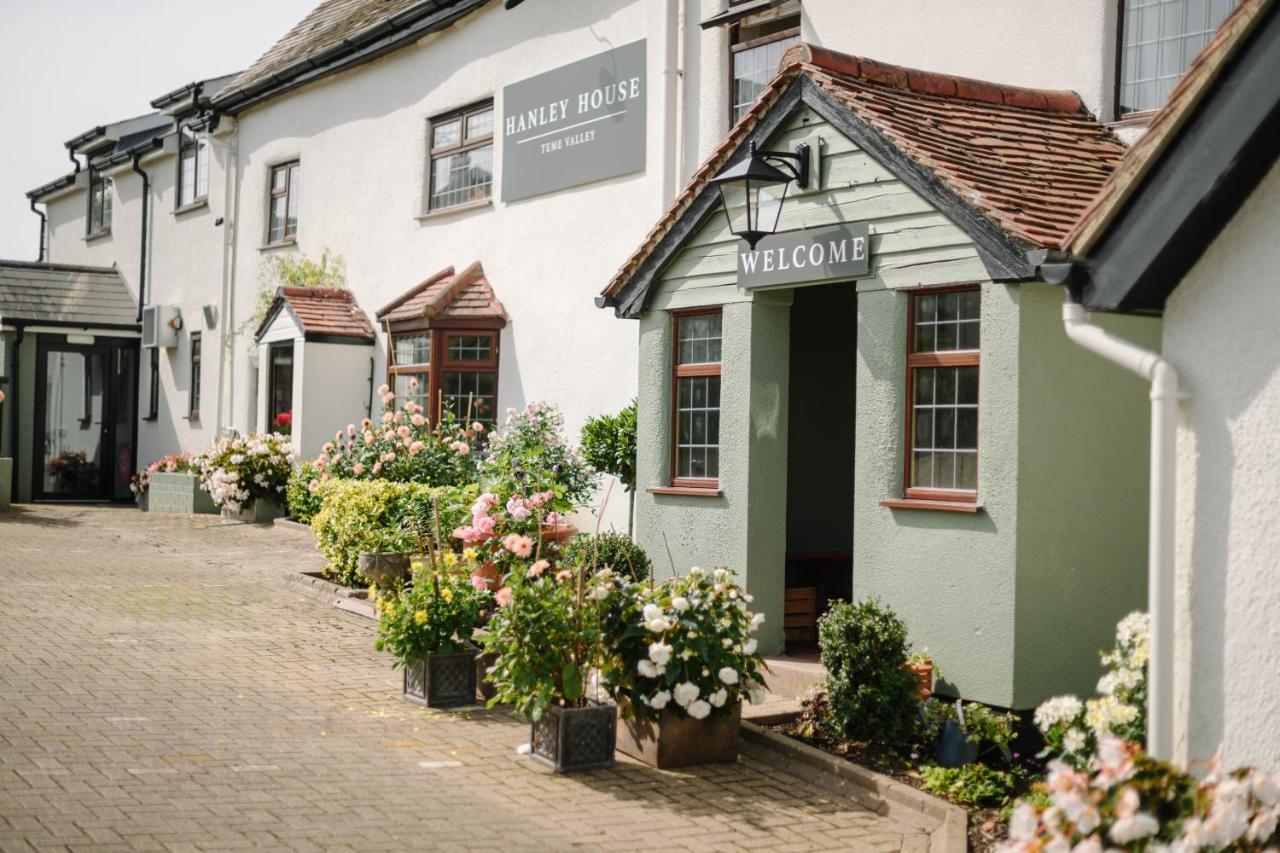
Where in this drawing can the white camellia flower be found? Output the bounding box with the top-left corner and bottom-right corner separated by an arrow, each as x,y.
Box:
648,642 -> 673,666
673,682 -> 699,707
642,603 -> 664,622
709,688 -> 728,708
742,639 -> 758,655
646,617 -> 671,633
1062,727 -> 1087,754
714,568 -> 728,579
688,566 -> 703,576
718,667 -> 739,685
749,612 -> 766,632
671,596 -> 690,612
686,700 -> 712,720
648,690 -> 671,710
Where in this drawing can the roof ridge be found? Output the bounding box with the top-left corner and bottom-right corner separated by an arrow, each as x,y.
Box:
426,261 -> 486,317
784,44 -> 1086,114
375,265 -> 456,319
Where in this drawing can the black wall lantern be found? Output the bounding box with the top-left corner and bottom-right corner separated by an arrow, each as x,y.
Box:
710,140 -> 810,249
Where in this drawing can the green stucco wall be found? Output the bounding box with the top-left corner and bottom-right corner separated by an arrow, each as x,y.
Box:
1012,284 -> 1160,707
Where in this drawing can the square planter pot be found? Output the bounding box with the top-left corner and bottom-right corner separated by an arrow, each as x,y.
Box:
530,700 -> 617,773
403,650 -> 478,708
616,700 -> 742,769
147,472 -> 218,515
476,651 -> 500,702
221,498 -> 285,524
0,458 -> 10,510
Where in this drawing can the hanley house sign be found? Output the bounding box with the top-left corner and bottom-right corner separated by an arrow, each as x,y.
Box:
500,39 -> 646,202
737,223 -> 871,289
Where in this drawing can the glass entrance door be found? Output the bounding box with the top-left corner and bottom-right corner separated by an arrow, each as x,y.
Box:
35,337 -> 137,502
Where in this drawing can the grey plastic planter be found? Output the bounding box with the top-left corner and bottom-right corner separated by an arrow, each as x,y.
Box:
403,650 -> 478,708
530,700 -> 617,773
145,472 -> 218,515
357,552 -> 411,589
221,498 -> 285,524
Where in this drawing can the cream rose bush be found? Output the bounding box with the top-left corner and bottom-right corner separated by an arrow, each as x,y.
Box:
199,432 -> 294,513
598,566 -> 768,723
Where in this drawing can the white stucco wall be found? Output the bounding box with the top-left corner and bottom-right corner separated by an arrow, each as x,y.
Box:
801,0 -> 1119,121
1163,159 -> 1280,773
299,341 -> 375,460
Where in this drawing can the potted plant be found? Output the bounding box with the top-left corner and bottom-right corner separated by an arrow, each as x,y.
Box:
599,567 -> 769,769
922,698 -> 1017,767
136,452 -> 217,515
907,648 -> 936,701
480,547 -> 615,773
199,432 -> 293,522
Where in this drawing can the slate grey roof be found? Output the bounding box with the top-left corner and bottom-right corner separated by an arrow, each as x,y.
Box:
0,261 -> 138,329
212,0 -> 489,113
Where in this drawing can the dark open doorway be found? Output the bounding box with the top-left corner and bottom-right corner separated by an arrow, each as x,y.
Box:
784,284 -> 856,655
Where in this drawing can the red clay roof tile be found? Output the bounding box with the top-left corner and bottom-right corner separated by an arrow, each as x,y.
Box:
263,287 -> 375,340
602,43 -> 1126,300
376,262 -> 508,325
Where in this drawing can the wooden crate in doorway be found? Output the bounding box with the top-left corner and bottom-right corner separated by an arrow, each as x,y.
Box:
784,586 -> 818,644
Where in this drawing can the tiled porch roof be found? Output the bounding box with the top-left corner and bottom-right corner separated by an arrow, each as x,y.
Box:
376,262 -> 508,325
256,287 -> 375,341
601,43 -> 1128,300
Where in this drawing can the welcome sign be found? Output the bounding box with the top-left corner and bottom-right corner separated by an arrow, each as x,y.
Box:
501,40 -> 647,202
737,223 -> 872,289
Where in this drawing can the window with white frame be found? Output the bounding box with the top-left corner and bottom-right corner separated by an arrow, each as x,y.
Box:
730,2 -> 801,123
1118,0 -> 1242,115
177,126 -> 209,208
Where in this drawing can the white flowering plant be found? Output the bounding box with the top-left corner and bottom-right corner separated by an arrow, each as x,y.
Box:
1001,738 -> 1280,852
199,432 -> 294,512
1035,611 -> 1149,768
598,567 -> 768,723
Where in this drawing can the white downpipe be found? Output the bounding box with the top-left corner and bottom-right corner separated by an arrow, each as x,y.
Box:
1062,299 -> 1179,761
661,0 -> 686,205
211,119 -> 240,439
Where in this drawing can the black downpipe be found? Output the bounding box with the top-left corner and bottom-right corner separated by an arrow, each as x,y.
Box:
29,199 -> 46,262
130,153 -> 150,322
7,324 -> 24,501
67,145 -> 81,174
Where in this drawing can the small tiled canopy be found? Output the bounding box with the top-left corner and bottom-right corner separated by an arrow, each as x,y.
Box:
254,287 -> 376,342
376,262 -> 508,327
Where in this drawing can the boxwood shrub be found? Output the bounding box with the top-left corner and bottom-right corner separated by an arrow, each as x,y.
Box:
818,598 -> 920,747
310,480 -> 477,587
561,531 -> 651,582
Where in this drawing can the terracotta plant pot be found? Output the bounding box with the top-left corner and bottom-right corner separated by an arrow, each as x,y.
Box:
908,661 -> 934,701
616,701 -> 742,769
529,700 -> 616,773
539,521 -> 578,546
472,560 -> 502,591
403,648 -> 478,708
357,551 -> 411,589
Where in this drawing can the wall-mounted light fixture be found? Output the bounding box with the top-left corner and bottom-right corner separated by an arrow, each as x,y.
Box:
709,140 -> 810,249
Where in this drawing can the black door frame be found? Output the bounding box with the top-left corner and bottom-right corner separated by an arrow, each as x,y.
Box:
31,334 -> 139,503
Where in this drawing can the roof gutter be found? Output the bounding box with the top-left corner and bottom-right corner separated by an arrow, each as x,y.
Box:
28,198 -> 46,263
1047,261 -> 1181,762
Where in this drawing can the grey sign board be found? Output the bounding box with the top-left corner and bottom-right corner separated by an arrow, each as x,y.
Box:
501,40 -> 646,203
737,223 -> 872,289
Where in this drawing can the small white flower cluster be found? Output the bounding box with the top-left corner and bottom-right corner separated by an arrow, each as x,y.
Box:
622,567 -> 768,721
199,432 -> 295,512
1002,738 -> 1280,851
1035,611 -> 1149,766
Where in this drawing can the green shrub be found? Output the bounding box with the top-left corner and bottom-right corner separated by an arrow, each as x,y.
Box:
286,461 -> 324,524
562,532 -> 651,582
922,699 -> 1018,755
310,480 -> 476,586
920,763 -> 1018,808
818,599 -> 920,746
580,401 -> 636,492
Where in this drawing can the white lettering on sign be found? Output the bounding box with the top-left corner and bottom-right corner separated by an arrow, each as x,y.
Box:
736,224 -> 873,289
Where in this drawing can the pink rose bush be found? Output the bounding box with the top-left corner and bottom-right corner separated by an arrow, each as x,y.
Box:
130,451 -> 201,495
313,384 -> 480,486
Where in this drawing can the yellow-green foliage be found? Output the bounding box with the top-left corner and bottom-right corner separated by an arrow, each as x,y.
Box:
310,480 -> 476,586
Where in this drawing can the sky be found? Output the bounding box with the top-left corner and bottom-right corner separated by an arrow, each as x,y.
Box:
0,0 -> 319,260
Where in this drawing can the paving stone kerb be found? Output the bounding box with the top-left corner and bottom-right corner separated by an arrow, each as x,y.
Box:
0,505 -> 936,851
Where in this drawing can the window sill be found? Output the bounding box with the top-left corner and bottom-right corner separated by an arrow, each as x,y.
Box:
647,485 -> 723,497
1109,110 -> 1157,129
258,238 -> 297,253
879,497 -> 982,513
85,228 -> 111,243
173,199 -> 209,217
416,198 -> 492,222
184,414 -> 201,422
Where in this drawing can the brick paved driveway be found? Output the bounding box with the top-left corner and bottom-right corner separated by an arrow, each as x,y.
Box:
0,505 -> 929,852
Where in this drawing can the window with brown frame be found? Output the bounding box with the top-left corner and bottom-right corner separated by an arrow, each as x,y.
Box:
427,101 -> 494,212
729,1 -> 800,123
671,309 -> 723,488
902,288 -> 980,503
386,326 -> 499,428
266,161 -> 299,245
